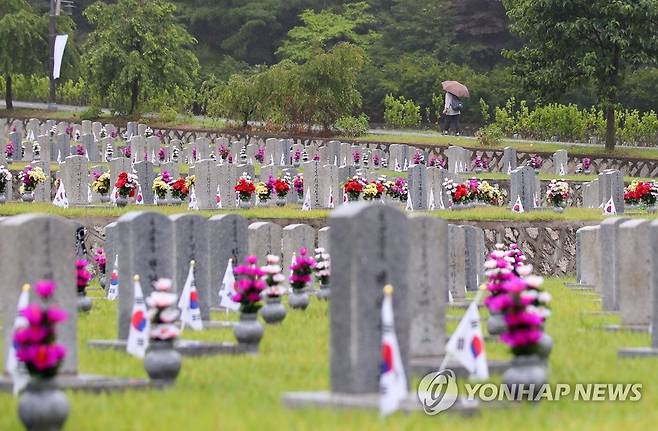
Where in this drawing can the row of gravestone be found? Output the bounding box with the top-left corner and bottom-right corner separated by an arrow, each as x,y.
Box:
4,118 -> 575,175
580,170 -> 625,212
576,219 -> 655,332
0,209 -> 485,380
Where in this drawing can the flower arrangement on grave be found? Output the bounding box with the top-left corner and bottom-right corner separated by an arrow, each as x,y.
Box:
313,248 -> 330,287
146,278 -> 181,341
546,179 -> 569,208
91,171 -> 111,196
122,146 -> 132,159
170,177 -> 189,200
528,155 -> 543,170
75,143 -> 86,156
105,143 -> 114,161
93,248 -> 106,274
234,172 -> 256,202
624,180 -> 655,206
582,158 -> 591,172
293,173 -> 304,199
65,126 -> 73,137
75,260 -> 93,312
14,280 -> 67,379
293,149 -> 302,164
344,175 -> 365,201
171,146 -> 180,162
115,171 -> 139,198
273,176 -> 291,198
352,150 -> 361,165
232,256 -> 267,313
0,165 -> 12,195
467,177 -> 480,199
412,150 -> 425,165
312,153 -> 320,161
385,177 -> 408,202
372,152 -> 381,167
477,181 -> 504,206
144,127 -> 154,138
289,248 -> 316,293
452,183 -> 472,204
158,148 -> 167,162
99,127 -> 107,139
191,147 -> 197,161
49,126 -> 57,137
255,181 -> 271,202
218,144 -> 230,161
255,146 -> 265,164
19,165 -> 46,193
428,156 -> 446,169
486,260 -> 551,357
152,173 -> 171,200
362,180 -> 385,201
262,254 -> 285,297
185,174 -> 195,189
6,141 -> 15,159
73,130 -> 81,141
473,155 -> 489,171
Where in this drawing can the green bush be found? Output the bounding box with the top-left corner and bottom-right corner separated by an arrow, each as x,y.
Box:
79,106 -> 103,120
334,114 -> 369,137
383,94 -> 421,128
475,124 -> 504,147
157,106 -> 179,123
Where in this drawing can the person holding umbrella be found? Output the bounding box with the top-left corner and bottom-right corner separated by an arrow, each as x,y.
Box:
441,81 -> 469,136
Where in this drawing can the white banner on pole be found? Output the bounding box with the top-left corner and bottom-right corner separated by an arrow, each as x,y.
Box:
53,34 -> 69,79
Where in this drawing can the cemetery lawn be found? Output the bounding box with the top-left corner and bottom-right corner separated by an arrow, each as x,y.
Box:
1,202 -> 657,222
0,278 -> 655,430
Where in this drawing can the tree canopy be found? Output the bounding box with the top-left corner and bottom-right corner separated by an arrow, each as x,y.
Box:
503,0 -> 658,149
83,0 -> 200,115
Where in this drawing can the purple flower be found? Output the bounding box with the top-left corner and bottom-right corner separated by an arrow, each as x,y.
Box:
35,280 -> 56,299
582,158 -> 591,169
255,147 -> 265,163
46,306 -> 68,324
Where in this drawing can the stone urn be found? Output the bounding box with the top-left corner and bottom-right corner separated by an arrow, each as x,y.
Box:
502,355 -> 548,399
317,283 -> 331,300
347,194 -> 359,203
261,296 -> 287,324
77,292 -> 92,313
22,192 -> 35,203
234,312 -> 264,353
535,333 -> 553,359
293,161 -> 301,168
474,167 -> 483,174
239,199 -> 252,210
257,199 -> 269,208
170,197 -> 182,206
144,339 -> 182,384
115,196 -> 128,208
156,195 -> 168,206
0,193 -> 6,204
18,379 -> 70,431
487,312 -> 506,336
275,196 -> 287,207
288,289 -> 310,310
100,194 -> 110,204
552,206 -> 564,213
648,205 -> 657,214
99,274 -> 107,290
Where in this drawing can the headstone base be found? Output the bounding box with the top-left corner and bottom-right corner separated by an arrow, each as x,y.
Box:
282,391 -> 479,415
618,348 -> 658,358
88,339 -> 249,356
410,357 -> 512,378
204,320 -> 236,329
0,374 -> 153,393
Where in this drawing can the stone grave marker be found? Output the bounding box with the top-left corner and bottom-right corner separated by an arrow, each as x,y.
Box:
208,214 -> 249,308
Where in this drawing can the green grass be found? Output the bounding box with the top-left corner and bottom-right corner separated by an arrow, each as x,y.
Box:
0,278 -> 656,430
3,202 -> 658,222
354,132 -> 658,160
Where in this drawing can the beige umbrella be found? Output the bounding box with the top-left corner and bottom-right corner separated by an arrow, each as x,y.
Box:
442,81 -> 470,98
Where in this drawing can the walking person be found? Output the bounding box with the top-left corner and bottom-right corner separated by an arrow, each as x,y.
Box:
443,92 -> 462,135
440,80 -> 470,136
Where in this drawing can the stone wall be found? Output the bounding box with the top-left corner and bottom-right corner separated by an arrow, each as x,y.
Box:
76,215 -> 592,277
